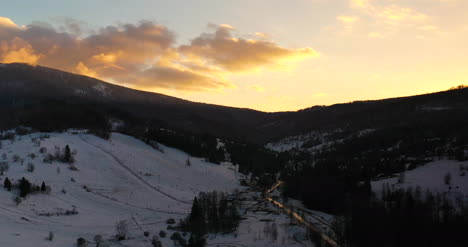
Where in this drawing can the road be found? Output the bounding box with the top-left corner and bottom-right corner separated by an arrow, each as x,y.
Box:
265,181 -> 339,247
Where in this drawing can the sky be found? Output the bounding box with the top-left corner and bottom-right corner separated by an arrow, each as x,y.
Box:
1,0 -> 467,112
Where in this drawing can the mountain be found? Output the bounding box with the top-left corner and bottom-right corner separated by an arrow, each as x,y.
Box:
1,62 -> 468,145
0,63 -> 270,142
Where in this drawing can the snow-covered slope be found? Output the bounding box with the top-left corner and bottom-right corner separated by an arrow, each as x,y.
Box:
0,131 -> 240,247
372,160 -> 468,200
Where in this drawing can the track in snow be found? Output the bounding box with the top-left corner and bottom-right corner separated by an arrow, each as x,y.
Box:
79,135 -> 191,205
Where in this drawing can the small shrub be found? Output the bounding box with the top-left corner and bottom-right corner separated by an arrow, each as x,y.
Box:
39,134 -> 50,140
28,153 -> 37,160
46,231 -> 54,241
152,235 -> 162,247
15,126 -> 31,135
12,154 -> 20,163
115,220 -> 128,240
0,162 -> 9,175
65,207 -> 78,215
14,196 -> 22,206
444,172 -> 452,185
170,232 -> 183,245
144,231 -> 150,237
77,237 -> 87,247
166,218 -> 176,224
43,153 -> 54,164
69,164 -> 79,171
94,234 -> 103,246
27,163 -> 35,172
159,230 -> 166,238
4,177 -> 12,191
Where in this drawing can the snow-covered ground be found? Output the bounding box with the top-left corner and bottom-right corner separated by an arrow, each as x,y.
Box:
207,191 -> 315,247
0,130 -> 317,247
0,131 -> 240,247
372,160 -> 468,201
266,129 -> 375,153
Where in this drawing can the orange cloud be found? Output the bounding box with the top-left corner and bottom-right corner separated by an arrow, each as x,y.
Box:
132,66 -> 234,92
0,18 -> 318,92
0,17 -> 18,28
178,25 -> 319,73
0,38 -> 41,65
75,62 -> 97,78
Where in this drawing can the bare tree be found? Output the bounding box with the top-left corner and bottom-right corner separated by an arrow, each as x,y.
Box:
152,235 -> 163,247
0,162 -> 9,175
398,172 -> 405,184
46,231 -> 54,241
94,234 -> 103,247
444,172 -> 452,185
271,223 -> 278,241
115,220 -> 128,240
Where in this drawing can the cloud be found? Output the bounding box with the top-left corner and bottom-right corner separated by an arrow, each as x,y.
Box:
0,17 -> 18,28
350,0 -> 429,23
0,18 -> 318,92
368,32 -> 383,38
134,66 -> 233,91
337,16 -> 359,24
248,85 -> 265,93
0,37 -> 41,65
337,16 -> 360,33
179,25 -> 319,73
347,0 -> 438,38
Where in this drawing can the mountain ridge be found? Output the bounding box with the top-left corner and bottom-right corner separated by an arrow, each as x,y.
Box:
1,62 -> 467,144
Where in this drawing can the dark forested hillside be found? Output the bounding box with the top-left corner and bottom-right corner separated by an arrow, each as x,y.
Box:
2,63 -> 468,146
0,63 -> 269,141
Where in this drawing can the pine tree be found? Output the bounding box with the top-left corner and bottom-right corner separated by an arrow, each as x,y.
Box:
41,181 -> 46,192
189,197 -> 205,234
19,177 -> 31,197
188,233 -> 206,247
64,145 -> 71,163
4,177 -> 12,191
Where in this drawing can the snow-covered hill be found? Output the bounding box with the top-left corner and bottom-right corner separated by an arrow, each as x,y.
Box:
0,131 -> 240,247
372,160 -> 468,201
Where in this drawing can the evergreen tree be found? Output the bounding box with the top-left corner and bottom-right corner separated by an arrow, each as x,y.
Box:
19,177 -> 31,197
3,177 -> 12,191
41,181 -> 46,192
64,145 -> 71,163
170,232 -> 182,245
188,233 -> 206,247
189,197 -> 205,233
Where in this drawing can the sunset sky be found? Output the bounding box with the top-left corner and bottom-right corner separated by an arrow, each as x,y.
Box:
1,0 -> 467,112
